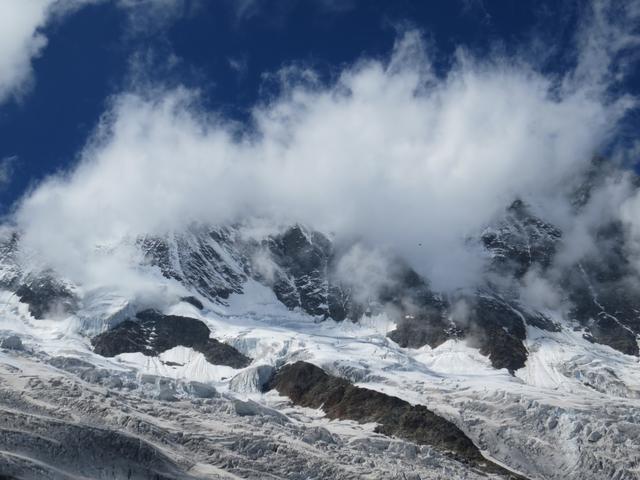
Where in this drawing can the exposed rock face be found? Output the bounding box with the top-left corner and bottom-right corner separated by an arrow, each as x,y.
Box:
482,199 -> 562,278
15,276 -> 76,320
381,266 -> 455,350
474,191 -> 640,361
561,159 -> 640,355
563,223 -> 640,356
132,214 -> 640,370
464,294 -> 528,373
139,227 -> 247,301
91,310 -> 251,368
387,311 -> 456,350
0,233 -> 78,321
0,231 -> 22,288
140,224 -> 348,320
266,361 -> 524,479
263,226 -> 332,317
389,288 -> 561,372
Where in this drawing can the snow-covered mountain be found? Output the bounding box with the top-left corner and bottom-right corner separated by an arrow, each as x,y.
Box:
1,164 -> 640,480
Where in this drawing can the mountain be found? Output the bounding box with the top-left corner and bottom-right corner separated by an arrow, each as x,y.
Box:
0,166 -> 639,479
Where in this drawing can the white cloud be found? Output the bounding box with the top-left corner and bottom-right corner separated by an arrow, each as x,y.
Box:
0,0 -> 187,105
231,0 -> 355,21
0,0 -> 58,103
116,0 -> 193,35
568,0 -> 640,93
11,2 -> 640,293
0,156 -> 18,191
332,244 -> 399,304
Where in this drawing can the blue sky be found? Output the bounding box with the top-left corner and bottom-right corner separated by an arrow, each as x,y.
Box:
2,0 -> 634,210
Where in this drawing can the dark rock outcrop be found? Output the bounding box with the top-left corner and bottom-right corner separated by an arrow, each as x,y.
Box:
266,361 -> 525,479
389,290 -> 561,372
482,199 -> 561,278
563,222 -> 640,356
464,295 -> 528,373
15,277 -> 76,320
375,263 -> 460,351
91,310 -> 251,368
263,225 -> 332,317
388,312 -> 458,350
523,311 -> 561,332
140,227 -> 247,302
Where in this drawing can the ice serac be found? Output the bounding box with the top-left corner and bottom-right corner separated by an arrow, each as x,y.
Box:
0,410 -> 188,480
229,364 -> 275,393
0,357 -> 521,480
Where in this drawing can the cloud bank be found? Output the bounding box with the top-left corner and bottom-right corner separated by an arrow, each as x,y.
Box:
0,0 -> 60,103
10,1 -> 640,293
0,0 -> 187,105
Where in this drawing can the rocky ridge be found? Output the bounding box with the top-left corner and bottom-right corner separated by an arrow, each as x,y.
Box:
91,310 -> 251,369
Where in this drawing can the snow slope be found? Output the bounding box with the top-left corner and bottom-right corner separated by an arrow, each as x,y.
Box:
1,273 -> 639,479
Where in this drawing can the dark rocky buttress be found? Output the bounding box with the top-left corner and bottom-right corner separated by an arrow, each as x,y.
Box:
267,361 -> 526,479
91,310 -> 251,369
